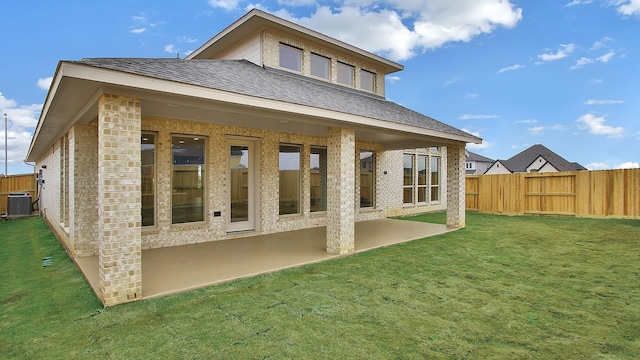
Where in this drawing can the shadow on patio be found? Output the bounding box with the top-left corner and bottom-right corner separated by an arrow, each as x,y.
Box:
75,218 -> 453,300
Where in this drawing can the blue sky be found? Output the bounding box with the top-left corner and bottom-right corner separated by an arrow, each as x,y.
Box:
1,0 -> 638,175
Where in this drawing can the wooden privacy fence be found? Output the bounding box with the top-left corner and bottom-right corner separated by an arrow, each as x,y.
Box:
1,173 -> 37,215
466,169 -> 640,218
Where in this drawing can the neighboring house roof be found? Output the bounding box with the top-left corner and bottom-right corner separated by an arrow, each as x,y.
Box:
496,144 -> 586,173
466,151 -> 494,163
72,58 -> 478,141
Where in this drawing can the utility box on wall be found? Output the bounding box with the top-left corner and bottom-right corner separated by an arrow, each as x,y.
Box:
7,192 -> 32,216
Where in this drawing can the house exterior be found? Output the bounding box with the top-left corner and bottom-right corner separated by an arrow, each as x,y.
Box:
465,151 -> 494,175
485,144 -> 586,174
26,9 -> 480,306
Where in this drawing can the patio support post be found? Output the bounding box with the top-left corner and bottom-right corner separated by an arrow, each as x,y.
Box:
97,94 -> 142,306
446,144 -> 466,228
326,127 -> 356,255
68,124 -> 99,257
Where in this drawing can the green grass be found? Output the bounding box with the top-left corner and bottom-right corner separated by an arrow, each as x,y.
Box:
1,213 -> 639,359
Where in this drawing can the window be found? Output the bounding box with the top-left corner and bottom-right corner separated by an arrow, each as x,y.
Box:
279,44 -> 302,72
360,150 -> 375,208
337,62 -> 354,86
404,152 -> 441,204
465,162 -> 475,170
403,154 -> 414,204
141,133 -> 156,226
310,53 -> 330,79
279,144 -> 301,215
360,69 -> 375,92
310,146 -> 327,212
172,135 -> 205,224
431,156 -> 441,202
417,155 -> 428,203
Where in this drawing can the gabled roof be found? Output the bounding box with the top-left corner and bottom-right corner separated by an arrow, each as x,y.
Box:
498,144 -> 586,172
187,9 -> 403,75
466,151 -> 494,163
72,58 -> 478,141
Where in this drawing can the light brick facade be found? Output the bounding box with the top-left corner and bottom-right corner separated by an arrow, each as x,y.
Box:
31,11 -> 473,306
97,94 -> 142,306
446,144 -> 466,228
326,127 -> 356,255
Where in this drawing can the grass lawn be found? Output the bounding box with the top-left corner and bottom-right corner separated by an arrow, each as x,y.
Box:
1,213 -> 638,359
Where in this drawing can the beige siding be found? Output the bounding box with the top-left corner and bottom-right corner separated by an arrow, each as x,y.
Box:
217,32 -> 263,65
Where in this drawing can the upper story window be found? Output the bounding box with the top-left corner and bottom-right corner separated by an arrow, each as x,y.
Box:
360,69 -> 375,92
337,62 -> 354,86
310,53 -> 330,79
279,43 -> 302,72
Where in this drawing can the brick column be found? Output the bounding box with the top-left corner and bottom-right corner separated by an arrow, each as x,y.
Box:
446,144 -> 466,228
97,94 -> 142,306
68,123 -> 99,257
326,127 -> 355,255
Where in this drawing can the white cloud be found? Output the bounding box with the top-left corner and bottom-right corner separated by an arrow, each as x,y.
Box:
597,51 -> 615,63
164,44 -> 178,54
130,28 -> 146,34
566,0 -> 594,6
247,1 -> 523,61
0,93 -> 41,170
612,0 -> 640,16
459,114 -> 499,120
538,43 -> 575,61
617,161 -> 639,169
497,64 -> 525,73
590,36 -> 614,50
37,77 -> 53,91
527,126 -> 545,135
586,162 -> 610,170
208,0 -> 241,11
527,124 -> 568,135
514,119 -> 538,124
589,78 -> 604,84
576,113 -> 624,137
461,128 -> 491,150
386,75 -> 400,84
465,93 -> 479,99
587,161 -> 640,170
570,57 -> 594,70
277,0 -> 317,5
584,99 -> 624,105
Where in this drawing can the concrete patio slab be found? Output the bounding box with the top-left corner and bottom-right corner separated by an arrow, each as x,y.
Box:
74,218 -> 453,301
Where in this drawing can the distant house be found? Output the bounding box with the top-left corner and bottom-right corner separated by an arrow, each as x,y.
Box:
465,151 -> 494,175
485,144 -> 587,174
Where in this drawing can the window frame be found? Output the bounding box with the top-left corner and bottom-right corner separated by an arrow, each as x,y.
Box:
310,146 -> 327,213
337,61 -> 355,86
360,69 -> 376,92
171,134 -> 206,225
279,143 -> 302,216
310,53 -> 330,80
404,151 -> 441,205
359,150 -> 376,208
279,43 -> 302,72
141,132 -> 157,227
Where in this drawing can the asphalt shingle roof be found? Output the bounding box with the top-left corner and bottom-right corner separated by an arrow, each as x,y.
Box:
74,58 -> 478,141
467,151 -> 494,163
499,144 -> 586,172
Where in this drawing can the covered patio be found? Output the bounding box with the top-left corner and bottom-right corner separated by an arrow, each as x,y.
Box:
75,218 -> 452,300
